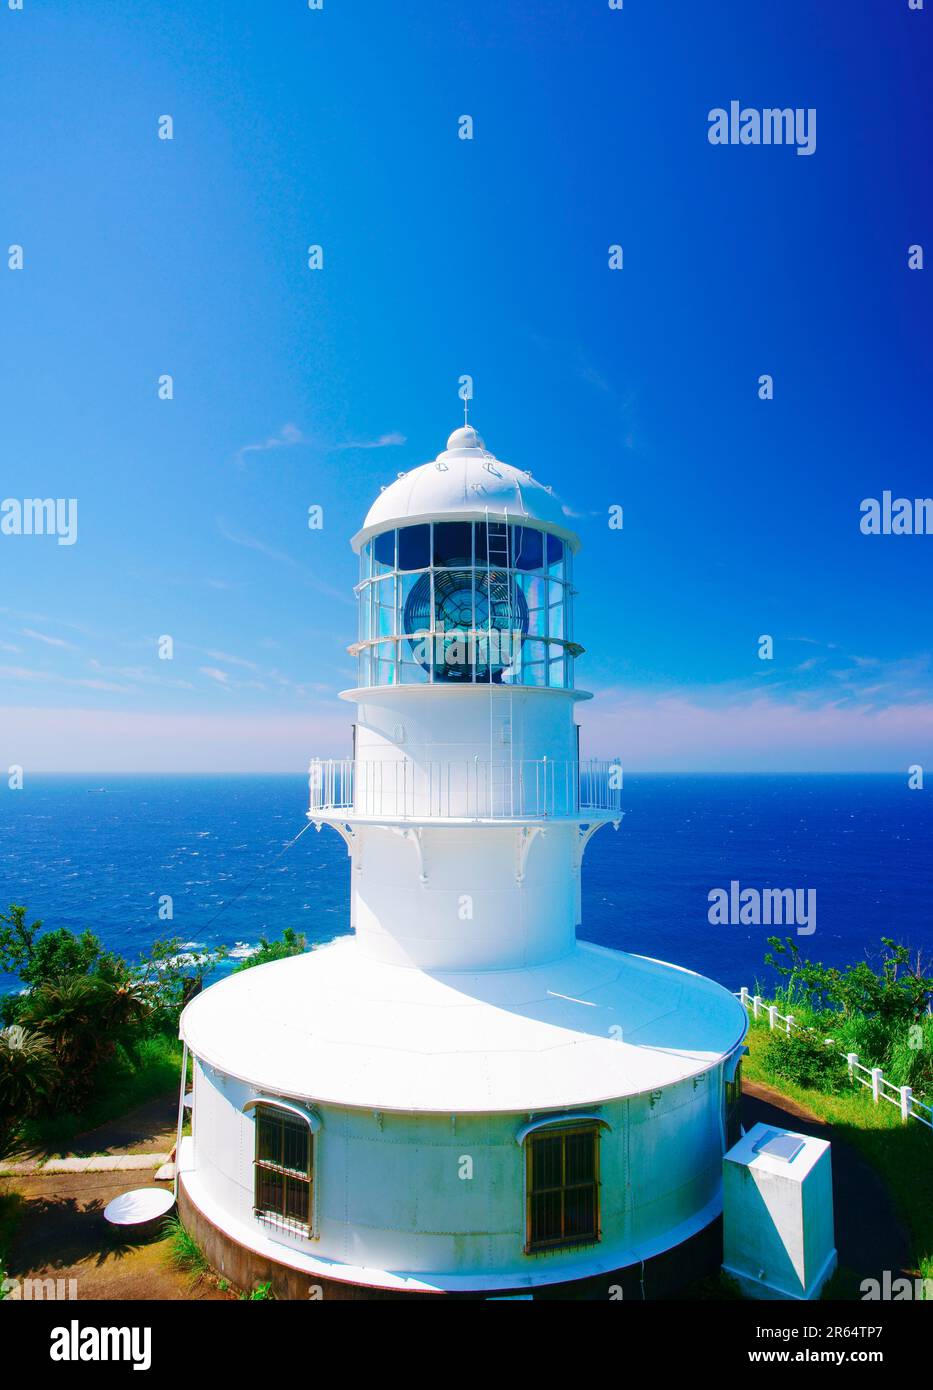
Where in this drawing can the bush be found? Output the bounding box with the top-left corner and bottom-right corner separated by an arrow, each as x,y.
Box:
162,1216 -> 208,1279
233,928 -> 307,973
764,936 -> 933,1100
760,1029 -> 846,1093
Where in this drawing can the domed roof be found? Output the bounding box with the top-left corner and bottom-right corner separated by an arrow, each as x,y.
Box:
352,424 -> 579,552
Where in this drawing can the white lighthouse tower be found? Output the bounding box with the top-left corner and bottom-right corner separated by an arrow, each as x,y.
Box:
177,423 -> 748,1299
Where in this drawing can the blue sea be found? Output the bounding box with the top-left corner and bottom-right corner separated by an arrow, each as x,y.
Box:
1,775 -> 930,997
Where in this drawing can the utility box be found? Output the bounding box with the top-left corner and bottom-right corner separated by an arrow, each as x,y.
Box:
722,1121 -> 837,1300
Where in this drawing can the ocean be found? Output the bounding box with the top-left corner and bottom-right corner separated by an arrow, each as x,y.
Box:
1,774 -> 930,997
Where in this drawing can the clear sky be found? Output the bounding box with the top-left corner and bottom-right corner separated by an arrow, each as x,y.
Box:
1,1 -> 931,772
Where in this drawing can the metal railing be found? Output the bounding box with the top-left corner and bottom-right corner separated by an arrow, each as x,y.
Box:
735,987 -> 933,1132
308,757 -> 623,821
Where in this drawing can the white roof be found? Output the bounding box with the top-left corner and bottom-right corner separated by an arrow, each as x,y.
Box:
352,426 -> 579,552
181,937 -> 747,1114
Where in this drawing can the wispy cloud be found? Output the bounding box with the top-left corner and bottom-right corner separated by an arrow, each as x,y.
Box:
199,666 -> 232,688
217,518 -> 355,606
22,628 -> 77,650
203,648 -> 259,671
234,422 -> 305,469
334,431 -> 406,451
0,665 -> 131,694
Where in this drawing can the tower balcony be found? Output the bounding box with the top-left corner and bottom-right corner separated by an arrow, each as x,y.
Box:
307,756 -> 622,823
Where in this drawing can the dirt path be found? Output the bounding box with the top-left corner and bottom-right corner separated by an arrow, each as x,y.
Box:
67,1090 -> 179,1158
1,1169 -> 231,1301
742,1080 -> 914,1290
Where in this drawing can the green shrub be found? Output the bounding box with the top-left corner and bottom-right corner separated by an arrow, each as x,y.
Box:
239,1281 -> 275,1301
162,1215 -> 208,1278
760,1029 -> 846,1093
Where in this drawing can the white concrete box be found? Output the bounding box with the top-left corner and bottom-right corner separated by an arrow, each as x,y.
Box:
722,1121 -> 837,1300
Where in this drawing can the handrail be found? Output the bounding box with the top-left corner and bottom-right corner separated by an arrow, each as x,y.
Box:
308,756 -> 623,821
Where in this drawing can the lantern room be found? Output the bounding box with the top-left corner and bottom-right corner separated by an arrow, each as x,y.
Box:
351,426 -> 582,689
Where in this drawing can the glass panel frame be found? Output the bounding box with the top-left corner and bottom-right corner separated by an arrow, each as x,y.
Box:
357,522 -> 575,689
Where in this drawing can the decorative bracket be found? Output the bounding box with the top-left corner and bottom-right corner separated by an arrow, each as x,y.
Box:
572,821 -> 603,873
392,825 -> 428,883
515,825 -> 544,883
312,819 -> 356,860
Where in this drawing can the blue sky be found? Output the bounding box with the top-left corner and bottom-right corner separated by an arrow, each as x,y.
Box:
1,0 -> 931,771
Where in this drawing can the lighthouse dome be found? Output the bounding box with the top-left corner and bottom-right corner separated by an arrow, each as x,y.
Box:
352,424 -> 578,551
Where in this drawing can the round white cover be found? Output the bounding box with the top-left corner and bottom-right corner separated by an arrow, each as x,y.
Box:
103,1187 -> 176,1226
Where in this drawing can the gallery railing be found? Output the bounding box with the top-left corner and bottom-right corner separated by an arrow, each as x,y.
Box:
308,757 -> 623,820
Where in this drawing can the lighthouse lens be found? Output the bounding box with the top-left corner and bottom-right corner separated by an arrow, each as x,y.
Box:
402,564 -> 529,683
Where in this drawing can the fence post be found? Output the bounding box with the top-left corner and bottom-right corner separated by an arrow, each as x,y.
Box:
871,1068 -> 883,1104
740,987 -> 749,1009
847,1052 -> 858,1082
752,995 -> 762,1021
768,1005 -> 778,1031
900,1086 -> 912,1124
785,1015 -> 794,1035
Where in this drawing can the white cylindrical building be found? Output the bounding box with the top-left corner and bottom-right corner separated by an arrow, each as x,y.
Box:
177,423 -> 748,1299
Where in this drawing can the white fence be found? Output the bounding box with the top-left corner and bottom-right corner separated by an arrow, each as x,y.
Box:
308,757 -> 623,821
736,987 -> 933,1132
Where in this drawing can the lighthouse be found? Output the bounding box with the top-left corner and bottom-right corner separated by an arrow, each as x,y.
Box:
177,422 -> 748,1298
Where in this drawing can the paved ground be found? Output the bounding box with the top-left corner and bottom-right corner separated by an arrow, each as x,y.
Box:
62,1090 -> 179,1158
742,1080 -> 914,1291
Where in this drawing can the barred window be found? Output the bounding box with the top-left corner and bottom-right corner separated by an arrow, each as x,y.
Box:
253,1104 -> 313,1237
525,1122 -> 600,1253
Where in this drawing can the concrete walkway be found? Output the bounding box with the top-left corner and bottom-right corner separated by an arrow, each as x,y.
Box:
0,1153 -> 170,1176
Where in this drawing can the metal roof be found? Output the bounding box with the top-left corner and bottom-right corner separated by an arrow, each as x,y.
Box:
352,426 -> 579,552
181,937 -> 748,1114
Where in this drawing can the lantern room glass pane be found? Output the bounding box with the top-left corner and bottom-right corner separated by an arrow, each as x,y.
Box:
374,577 -> 396,638
398,523 -> 430,571
548,583 -> 565,640
359,584 -> 373,642
518,573 -> 547,638
433,521 -> 472,567
475,521 -> 510,567
373,640 -> 396,685
373,529 -> 396,575
546,533 -> 564,581
521,639 -> 547,686
511,524 -> 544,572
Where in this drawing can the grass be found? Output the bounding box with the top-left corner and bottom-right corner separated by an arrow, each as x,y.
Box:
162,1215 -> 209,1281
744,1019 -> 933,1284
16,1033 -> 184,1155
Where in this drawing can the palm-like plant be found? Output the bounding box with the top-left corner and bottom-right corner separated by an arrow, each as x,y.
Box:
18,972 -> 150,1106
0,1025 -> 59,1153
